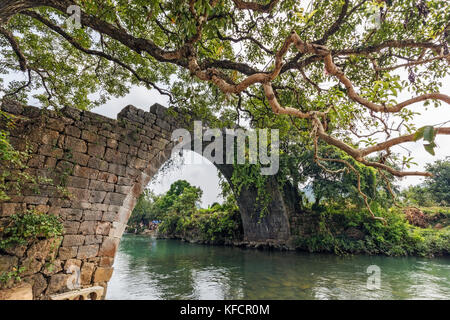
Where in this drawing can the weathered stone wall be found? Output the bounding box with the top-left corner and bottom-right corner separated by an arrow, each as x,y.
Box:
0,101 -> 179,299
0,100 -> 296,299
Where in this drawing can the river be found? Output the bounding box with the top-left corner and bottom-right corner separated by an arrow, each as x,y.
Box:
106,234 -> 450,300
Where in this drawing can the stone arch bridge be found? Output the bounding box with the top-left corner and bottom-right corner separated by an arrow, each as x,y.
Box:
0,100 -> 300,299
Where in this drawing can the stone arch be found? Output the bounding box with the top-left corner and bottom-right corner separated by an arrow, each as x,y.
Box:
0,100 -> 295,300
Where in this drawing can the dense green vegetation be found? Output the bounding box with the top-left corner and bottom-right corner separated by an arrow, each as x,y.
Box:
127,180 -> 242,244
401,158 -> 450,207
129,158 -> 450,257
293,206 -> 449,257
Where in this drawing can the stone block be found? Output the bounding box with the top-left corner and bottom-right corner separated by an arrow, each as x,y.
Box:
85,235 -> 103,245
77,245 -> 99,259
99,237 -> 120,257
103,192 -> 127,206
87,143 -> 105,158
60,208 -> 83,221
102,212 -> 116,222
67,176 -> 90,189
25,273 -> 48,297
99,257 -> 114,268
47,274 -> 70,294
81,130 -> 98,143
91,203 -> 109,211
0,283 -> 33,300
83,210 -> 103,221
93,267 -> 114,283
41,130 -> 60,145
73,165 -> 99,179
64,259 -> 82,271
117,177 -> 133,186
97,172 -> 118,183
89,190 -> 107,203
62,235 -> 85,247
107,139 -> 118,149
39,145 -> 63,158
58,246 -> 78,260
23,196 -> 48,205
1,203 -> 24,216
108,163 -> 126,176
0,255 -> 19,273
88,157 -> 108,171
89,180 -> 114,192
64,136 -> 87,153
63,221 -> 80,235
81,262 -> 95,285
66,187 -> 89,202
64,126 -> 81,138
115,185 -> 132,194
79,221 -> 96,235
69,152 -> 90,166
96,222 -> 111,236
118,142 -> 129,153
105,148 -> 127,165
46,118 -> 65,132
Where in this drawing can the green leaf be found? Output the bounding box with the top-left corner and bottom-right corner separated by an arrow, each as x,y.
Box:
423,126 -> 435,143
413,127 -> 425,141
423,142 -> 436,156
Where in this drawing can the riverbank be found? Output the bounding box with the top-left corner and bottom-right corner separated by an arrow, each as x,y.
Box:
156,207 -> 450,257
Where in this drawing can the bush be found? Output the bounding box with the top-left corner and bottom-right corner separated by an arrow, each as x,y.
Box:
293,205 -> 449,257
0,210 -> 64,249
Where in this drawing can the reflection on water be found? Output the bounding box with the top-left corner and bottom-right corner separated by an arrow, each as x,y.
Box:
106,234 -> 450,300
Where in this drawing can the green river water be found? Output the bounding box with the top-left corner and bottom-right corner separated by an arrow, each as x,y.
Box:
106,234 -> 450,300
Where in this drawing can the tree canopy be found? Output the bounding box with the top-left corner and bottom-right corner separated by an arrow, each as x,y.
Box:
1,0 -> 449,218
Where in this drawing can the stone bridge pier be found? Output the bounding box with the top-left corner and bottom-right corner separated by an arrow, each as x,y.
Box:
0,100 -> 294,300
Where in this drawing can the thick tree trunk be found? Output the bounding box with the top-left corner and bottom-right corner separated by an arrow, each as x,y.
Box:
217,164 -> 301,243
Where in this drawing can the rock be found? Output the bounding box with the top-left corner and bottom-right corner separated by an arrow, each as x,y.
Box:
93,267 -> 114,283
80,262 -> 95,285
434,223 -> 444,230
77,245 -> 99,259
0,282 -> 33,300
20,257 -> 44,276
99,237 -> 120,257
62,235 -> 85,247
404,207 -> 429,228
3,244 -> 28,258
99,257 -> 114,267
96,222 -> 111,236
27,238 -> 62,261
47,274 -> 70,294
84,235 -> 103,245
23,273 -> 47,298
0,255 -> 19,273
58,246 -> 78,260
41,259 -> 63,276
79,221 -> 96,235
64,259 -> 82,271
1,99 -> 24,115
